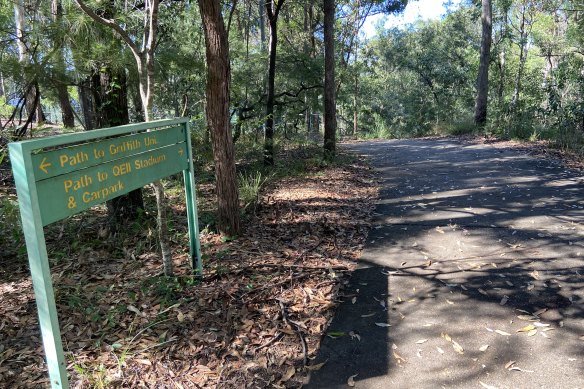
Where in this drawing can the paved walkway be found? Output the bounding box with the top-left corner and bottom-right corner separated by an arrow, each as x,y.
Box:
307,139 -> 584,389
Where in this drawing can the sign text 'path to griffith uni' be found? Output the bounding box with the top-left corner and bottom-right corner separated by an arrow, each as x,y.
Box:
31,125 -> 188,226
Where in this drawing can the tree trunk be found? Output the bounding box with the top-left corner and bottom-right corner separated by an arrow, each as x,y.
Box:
510,5 -> 528,113
198,0 -> 241,236
78,76 -> 95,130
323,0 -> 337,158
474,0 -> 492,126
14,0 -> 44,129
0,72 -> 5,97
263,0 -> 284,166
264,12 -> 278,166
51,0 -> 75,128
56,84 -> 75,127
259,0 -> 266,51
91,67 -> 145,222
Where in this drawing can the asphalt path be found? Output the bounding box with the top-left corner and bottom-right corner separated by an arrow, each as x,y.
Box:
306,139 -> 584,389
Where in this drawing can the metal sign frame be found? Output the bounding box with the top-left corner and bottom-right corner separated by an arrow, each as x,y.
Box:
8,118 -> 201,388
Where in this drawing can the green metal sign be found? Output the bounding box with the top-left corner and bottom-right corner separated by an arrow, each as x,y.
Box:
8,118 -> 201,389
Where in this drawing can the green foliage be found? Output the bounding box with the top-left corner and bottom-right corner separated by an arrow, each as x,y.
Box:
0,195 -> 24,257
238,171 -> 268,211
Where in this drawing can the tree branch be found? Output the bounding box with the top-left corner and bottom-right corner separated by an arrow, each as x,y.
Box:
73,0 -> 141,60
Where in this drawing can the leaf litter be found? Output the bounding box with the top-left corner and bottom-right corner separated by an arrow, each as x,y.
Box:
0,148 -> 377,388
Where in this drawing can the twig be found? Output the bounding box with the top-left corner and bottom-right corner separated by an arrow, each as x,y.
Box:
255,332 -> 284,351
277,299 -> 308,366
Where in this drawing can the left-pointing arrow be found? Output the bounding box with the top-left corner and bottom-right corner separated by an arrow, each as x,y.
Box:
39,157 -> 52,174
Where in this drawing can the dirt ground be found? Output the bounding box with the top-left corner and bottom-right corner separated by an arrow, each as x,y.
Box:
0,147 -> 377,388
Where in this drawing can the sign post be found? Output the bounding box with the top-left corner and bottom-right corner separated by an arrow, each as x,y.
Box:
8,118 -> 201,389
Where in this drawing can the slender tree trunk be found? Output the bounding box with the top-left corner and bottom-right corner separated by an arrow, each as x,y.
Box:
91,68 -> 145,223
0,72 -> 5,97
74,0 -> 175,276
474,0 -> 492,126
51,0 -> 75,127
14,0 -> 43,129
78,76 -> 95,130
259,0 -> 266,51
510,5 -> 528,113
323,0 -> 337,158
264,15 -> 277,165
263,0 -> 284,166
198,0 -> 241,236
353,48 -> 359,135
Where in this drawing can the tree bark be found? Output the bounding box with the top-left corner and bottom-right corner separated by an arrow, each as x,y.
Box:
14,0 -> 44,129
51,0 -> 75,128
264,0 -> 284,166
198,0 -> 241,236
510,3 -> 529,113
75,0 -> 175,276
323,0 -> 337,158
91,68 -> 145,222
474,0 -> 492,126
78,76 -> 95,130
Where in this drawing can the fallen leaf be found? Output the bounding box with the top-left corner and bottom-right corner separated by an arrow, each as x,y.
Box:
534,322 -> 550,327
500,296 -> 509,306
517,325 -> 536,333
351,297 -> 357,304
280,366 -> 295,382
326,331 -> 345,338
452,340 -> 464,354
375,322 -> 391,327
480,381 -> 499,389
415,339 -> 428,344
127,305 -> 142,316
347,374 -> 358,387
509,366 -> 534,373
393,351 -> 406,364
441,332 -> 452,342
361,313 -> 375,318
306,362 -> 326,371
177,311 -> 185,323
436,346 -> 444,354
517,315 -> 537,321
527,329 -> 538,336
478,289 -> 488,296
530,270 -> 540,280
533,308 -> 547,316
505,360 -> 516,369
495,330 -> 511,336
479,344 -> 489,352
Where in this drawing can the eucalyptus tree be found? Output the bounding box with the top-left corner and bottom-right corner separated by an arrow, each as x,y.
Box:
263,0 -> 286,166
198,0 -> 241,235
50,0 -> 75,128
73,0 -> 176,275
508,0 -> 541,113
474,0 -> 492,125
323,0 -> 337,158
12,0 -> 44,134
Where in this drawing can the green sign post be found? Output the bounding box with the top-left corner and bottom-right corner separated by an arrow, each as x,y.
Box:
8,118 -> 201,389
